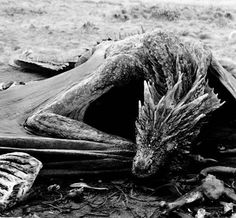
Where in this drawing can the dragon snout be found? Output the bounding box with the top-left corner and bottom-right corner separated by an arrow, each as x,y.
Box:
132,158 -> 151,176
132,150 -> 155,178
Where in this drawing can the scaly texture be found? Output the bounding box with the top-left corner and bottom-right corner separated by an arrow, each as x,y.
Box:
133,32 -> 223,177
1,30 -> 236,178
0,152 -> 42,210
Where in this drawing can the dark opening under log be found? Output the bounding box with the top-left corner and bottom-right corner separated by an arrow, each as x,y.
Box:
84,79 -> 144,142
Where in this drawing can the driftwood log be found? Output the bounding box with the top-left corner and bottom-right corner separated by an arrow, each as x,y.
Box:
2,29 -> 236,178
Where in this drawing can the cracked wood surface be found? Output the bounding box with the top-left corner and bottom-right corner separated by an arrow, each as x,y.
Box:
1,30 -> 236,176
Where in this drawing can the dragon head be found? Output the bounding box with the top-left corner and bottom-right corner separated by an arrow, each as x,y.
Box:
132,62 -> 222,178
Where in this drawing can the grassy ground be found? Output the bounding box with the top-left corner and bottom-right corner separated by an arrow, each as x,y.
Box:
1,0 -> 236,81
1,0 -> 236,217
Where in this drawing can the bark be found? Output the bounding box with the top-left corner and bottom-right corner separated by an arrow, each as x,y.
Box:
1,30 -> 236,176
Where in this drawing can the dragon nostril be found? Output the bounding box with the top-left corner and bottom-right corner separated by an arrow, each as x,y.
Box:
133,159 -> 151,176
136,160 -> 144,170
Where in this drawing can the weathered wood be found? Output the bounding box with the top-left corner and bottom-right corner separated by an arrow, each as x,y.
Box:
2,30 -> 236,177
9,48 -> 95,75
210,57 -> 236,100
1,41 -> 136,174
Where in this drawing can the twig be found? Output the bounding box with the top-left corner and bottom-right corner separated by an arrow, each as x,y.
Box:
81,212 -> 110,217
113,185 -> 129,207
128,194 -> 157,203
41,202 -> 62,212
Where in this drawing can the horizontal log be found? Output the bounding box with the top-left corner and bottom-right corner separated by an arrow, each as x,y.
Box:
40,168 -> 131,177
0,136 -> 134,152
44,158 -> 131,170
0,146 -> 133,162
0,136 -> 135,163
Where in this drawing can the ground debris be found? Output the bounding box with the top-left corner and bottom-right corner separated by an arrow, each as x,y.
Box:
70,182 -> 108,191
195,208 -> 210,218
1,173 -> 236,217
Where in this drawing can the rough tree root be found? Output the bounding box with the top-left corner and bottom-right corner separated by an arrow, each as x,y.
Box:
151,174 -> 236,217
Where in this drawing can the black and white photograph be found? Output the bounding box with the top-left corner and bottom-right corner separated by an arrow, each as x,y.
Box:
0,0 -> 236,217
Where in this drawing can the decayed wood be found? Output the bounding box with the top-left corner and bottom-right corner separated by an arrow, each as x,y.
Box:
1,30 -> 236,177
210,57 -> 236,100
150,174 -> 236,217
1,41 -> 136,175
9,47 -> 95,75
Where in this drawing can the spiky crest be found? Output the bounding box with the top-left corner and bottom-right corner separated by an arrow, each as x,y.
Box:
136,46 -> 223,154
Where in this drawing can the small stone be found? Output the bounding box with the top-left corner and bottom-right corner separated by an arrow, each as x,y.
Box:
47,184 -> 60,192
221,202 -> 234,215
195,208 -> 210,218
231,213 -> 236,218
67,188 -> 84,202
